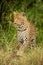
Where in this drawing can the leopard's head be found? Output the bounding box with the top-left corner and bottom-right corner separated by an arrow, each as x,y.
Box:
13,12 -> 27,30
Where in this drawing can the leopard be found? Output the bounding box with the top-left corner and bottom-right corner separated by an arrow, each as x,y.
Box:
13,12 -> 36,55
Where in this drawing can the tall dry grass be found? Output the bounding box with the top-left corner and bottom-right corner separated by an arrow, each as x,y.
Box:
0,46 -> 43,65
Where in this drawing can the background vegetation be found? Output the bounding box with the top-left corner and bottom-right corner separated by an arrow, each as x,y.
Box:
0,0 -> 43,65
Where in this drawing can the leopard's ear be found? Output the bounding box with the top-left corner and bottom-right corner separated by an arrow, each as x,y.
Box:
13,12 -> 16,15
21,12 -> 25,16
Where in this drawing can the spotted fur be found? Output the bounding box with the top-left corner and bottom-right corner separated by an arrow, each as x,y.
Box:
13,12 -> 36,55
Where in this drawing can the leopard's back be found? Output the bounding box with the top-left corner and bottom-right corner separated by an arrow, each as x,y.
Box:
29,23 -> 36,47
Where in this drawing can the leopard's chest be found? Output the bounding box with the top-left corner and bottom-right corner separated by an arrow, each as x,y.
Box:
17,28 -> 29,44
